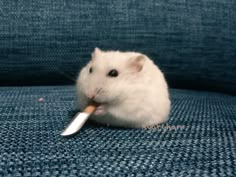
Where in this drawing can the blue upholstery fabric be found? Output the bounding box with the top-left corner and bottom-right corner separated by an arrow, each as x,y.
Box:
0,86 -> 235,176
0,0 -> 236,94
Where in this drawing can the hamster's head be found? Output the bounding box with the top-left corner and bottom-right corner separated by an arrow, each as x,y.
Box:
77,48 -> 146,105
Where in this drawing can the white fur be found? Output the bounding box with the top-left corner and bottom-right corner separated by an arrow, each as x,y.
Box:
76,48 -> 171,128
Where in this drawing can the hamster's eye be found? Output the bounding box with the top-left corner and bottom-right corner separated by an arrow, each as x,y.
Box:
89,67 -> 93,74
107,69 -> 119,77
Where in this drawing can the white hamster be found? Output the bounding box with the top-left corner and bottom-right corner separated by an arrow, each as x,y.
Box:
76,48 -> 171,128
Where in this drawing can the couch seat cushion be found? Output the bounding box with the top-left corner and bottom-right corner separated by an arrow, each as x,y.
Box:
0,86 -> 235,176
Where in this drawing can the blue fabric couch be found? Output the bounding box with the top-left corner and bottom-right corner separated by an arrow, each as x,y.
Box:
0,0 -> 235,176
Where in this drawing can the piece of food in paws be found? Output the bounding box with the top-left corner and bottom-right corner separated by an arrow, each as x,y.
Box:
61,101 -> 98,136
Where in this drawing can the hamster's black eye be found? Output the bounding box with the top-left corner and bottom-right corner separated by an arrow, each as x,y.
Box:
107,69 -> 119,77
89,67 -> 93,74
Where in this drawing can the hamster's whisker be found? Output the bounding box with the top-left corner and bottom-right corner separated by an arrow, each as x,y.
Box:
96,88 -> 103,95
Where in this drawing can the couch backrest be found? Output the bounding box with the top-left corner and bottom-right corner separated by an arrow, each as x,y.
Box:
0,0 -> 235,94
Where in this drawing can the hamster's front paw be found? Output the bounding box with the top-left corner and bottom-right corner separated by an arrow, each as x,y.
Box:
94,105 -> 107,116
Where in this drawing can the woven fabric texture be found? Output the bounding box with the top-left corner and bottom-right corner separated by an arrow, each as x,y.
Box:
0,86 -> 235,176
0,0 -> 236,94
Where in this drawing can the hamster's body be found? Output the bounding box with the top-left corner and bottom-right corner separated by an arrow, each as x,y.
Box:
76,48 -> 170,128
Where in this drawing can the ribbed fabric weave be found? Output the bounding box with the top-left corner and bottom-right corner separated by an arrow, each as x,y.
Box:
0,0 -> 236,94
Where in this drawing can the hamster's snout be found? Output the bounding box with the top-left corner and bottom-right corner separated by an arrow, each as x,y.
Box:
86,92 -> 95,100
85,88 -> 106,104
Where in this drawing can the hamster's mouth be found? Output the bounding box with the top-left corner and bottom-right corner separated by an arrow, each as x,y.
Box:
88,99 -> 107,106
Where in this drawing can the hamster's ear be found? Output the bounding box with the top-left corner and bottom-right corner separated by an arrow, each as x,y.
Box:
92,47 -> 102,58
94,47 -> 102,54
128,55 -> 146,72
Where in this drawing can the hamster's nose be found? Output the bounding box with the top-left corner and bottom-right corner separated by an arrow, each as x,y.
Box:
86,92 -> 95,100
